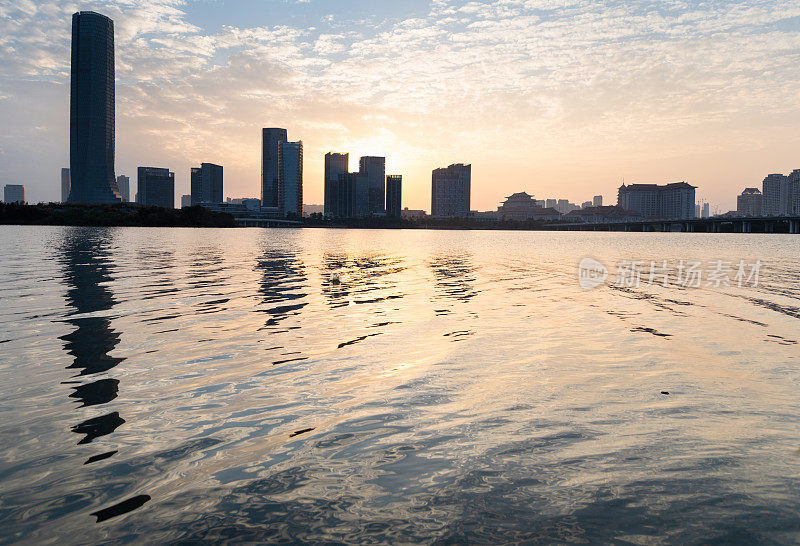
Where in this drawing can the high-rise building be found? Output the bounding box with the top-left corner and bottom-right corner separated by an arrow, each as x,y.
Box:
69,11 -> 123,204
116,175 -> 130,202
181,194 -> 191,208
4,185 -> 25,204
278,141 -> 303,217
386,175 -> 402,218
359,156 -> 386,214
431,163 -> 471,218
61,168 -> 71,202
262,128 -> 288,207
324,153 -> 349,217
789,170 -> 800,214
545,198 -> 557,209
593,195 -> 603,207
617,182 -> 696,219
762,173 -> 789,216
701,202 -> 710,218
333,172 -> 358,218
737,188 -> 763,216
190,163 -> 223,205
136,167 -> 174,208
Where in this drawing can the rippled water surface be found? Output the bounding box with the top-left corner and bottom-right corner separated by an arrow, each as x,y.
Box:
1,225 -> 800,544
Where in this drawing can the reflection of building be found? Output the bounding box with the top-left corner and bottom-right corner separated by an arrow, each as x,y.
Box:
69,12 -> 123,204
386,175 -> 402,218
431,163 -> 471,218
262,128 -> 287,207
190,163 -> 223,205
181,194 -> 191,208
137,167 -> 174,208
4,184 -> 25,204
61,168 -> 71,202
116,175 -> 130,202
737,188 -> 763,216
617,182 -> 695,219
360,156 -> 386,214
60,228 -> 126,451
278,141 -> 303,217
324,152 -> 348,217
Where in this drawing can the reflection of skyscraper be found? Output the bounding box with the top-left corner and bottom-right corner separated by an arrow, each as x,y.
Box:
386,175 -> 402,218
256,250 -> 308,327
359,156 -> 386,214
59,228 -> 126,450
61,168 -> 71,202
429,254 -> 477,302
278,141 -> 303,217
324,153 -> 348,217
69,11 -> 123,204
262,128 -> 288,207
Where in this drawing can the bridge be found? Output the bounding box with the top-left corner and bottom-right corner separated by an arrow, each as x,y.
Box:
545,215 -> 800,234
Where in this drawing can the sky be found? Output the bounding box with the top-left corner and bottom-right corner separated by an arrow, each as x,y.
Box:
1,0 -> 799,212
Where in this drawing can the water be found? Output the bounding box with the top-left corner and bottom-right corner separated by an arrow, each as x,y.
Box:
1,225 -> 799,544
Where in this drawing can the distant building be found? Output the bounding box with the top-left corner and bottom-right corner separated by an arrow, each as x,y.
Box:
69,11 -> 123,204
498,192 -> 542,221
564,205 -> 644,224
332,172 -> 359,218
303,204 -> 324,217
535,199 -> 545,207
790,170 -> 800,214
431,163 -> 471,218
401,208 -> 427,220
278,140 -> 303,217
555,199 -> 579,214
520,207 -> 561,222
581,201 -> 592,209
701,202 -> 710,218
545,199 -> 557,209
181,194 -> 191,208
324,152 -> 349,217
617,182 -> 696,219
471,210 -> 499,221
737,188 -> 763,216
262,128 -> 287,207
359,156 -> 386,214
61,168 -> 71,202
190,163 -> 223,205
4,184 -> 25,204
593,195 -> 603,207
227,197 -> 262,210
386,175 -> 402,218
136,167 -> 174,208
116,175 -> 130,202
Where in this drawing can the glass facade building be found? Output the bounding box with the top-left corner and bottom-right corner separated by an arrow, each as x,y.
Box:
386,175 -> 402,218
262,128 -> 288,208
278,141 -> 303,217
136,167 -> 174,208
69,11 -> 123,203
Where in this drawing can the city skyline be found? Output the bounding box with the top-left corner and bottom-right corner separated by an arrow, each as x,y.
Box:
1,1 -> 799,209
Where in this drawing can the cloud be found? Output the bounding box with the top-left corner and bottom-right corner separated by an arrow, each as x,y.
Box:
1,0 -> 799,208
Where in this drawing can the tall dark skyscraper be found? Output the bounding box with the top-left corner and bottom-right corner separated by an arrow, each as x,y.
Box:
386,175 -> 402,218
190,162 -> 223,205
136,167 -> 174,208
359,156 -> 386,214
69,11 -> 122,203
278,141 -> 303,217
262,128 -> 288,207
324,152 -> 349,216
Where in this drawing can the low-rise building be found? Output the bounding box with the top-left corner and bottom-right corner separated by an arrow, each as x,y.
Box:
563,205 -> 644,223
